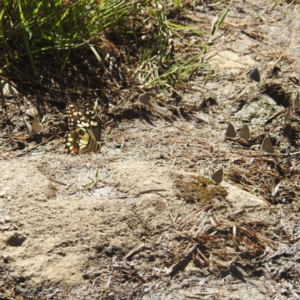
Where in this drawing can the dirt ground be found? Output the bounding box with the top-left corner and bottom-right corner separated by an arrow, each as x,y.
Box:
1,1 -> 300,299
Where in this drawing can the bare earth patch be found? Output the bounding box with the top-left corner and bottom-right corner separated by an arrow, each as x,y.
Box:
0,157 -> 270,297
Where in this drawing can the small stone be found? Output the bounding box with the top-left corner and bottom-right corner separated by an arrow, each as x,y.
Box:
2,225 -> 10,231
4,216 -> 11,223
0,217 -> 5,224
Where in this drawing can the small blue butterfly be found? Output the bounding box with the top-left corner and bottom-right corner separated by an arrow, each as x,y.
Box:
295,91 -> 299,110
225,122 -> 237,138
270,179 -> 280,197
261,137 -> 274,154
211,167 -> 223,184
249,67 -> 260,82
138,92 -> 152,105
239,124 -> 251,141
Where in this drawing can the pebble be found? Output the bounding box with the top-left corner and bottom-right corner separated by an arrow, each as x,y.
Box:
4,216 -> 11,223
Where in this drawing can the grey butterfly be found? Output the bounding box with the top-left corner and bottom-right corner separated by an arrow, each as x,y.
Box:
225,122 -> 237,138
211,167 -> 223,184
138,92 -> 152,105
270,179 -> 280,197
239,124 -> 251,141
294,91 -> 299,110
249,67 -> 260,82
25,107 -> 39,118
199,161 -> 205,176
0,80 -> 19,95
25,117 -> 43,135
284,106 -> 291,124
261,137 -> 274,154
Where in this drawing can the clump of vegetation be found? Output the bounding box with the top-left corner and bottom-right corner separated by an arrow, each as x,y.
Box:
0,0 -> 207,104
173,173 -> 228,203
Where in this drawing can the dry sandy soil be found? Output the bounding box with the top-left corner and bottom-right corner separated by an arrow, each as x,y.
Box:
1,1 -> 300,299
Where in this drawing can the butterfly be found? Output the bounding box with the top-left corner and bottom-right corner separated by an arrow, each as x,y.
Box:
270,178 -> 280,197
225,122 -> 237,138
138,92 -> 152,106
65,102 -> 102,154
284,106 -> 291,124
25,107 -> 39,118
25,117 -> 43,135
199,161 -> 205,176
295,91 -> 300,110
249,67 -> 260,82
239,124 -> 251,141
211,167 -> 223,184
261,137 -> 274,154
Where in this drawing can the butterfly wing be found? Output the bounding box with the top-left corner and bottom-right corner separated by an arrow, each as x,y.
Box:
139,92 -> 151,105
31,117 -> 43,134
81,102 -> 102,142
261,137 -> 274,154
239,124 -> 251,141
225,122 -> 237,138
25,107 -> 38,118
65,102 -> 102,154
250,67 -> 260,82
211,168 -> 223,184
76,128 -> 101,154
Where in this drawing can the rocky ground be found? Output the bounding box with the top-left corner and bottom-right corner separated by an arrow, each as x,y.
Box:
1,1 -> 300,299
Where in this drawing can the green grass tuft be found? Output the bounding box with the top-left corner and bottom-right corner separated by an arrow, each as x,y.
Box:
0,0 -> 215,95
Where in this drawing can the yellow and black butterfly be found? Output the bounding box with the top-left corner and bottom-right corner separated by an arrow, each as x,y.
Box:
65,101 -> 102,154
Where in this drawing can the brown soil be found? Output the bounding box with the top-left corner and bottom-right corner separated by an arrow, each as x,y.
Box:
1,1 -> 300,299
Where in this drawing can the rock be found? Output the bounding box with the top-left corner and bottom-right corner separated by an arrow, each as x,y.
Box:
4,216 -> 11,223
